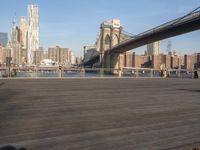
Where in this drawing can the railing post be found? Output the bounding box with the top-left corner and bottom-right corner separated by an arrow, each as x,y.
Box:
59,66 -> 62,78
81,67 -> 85,78
150,69 -> 153,78
136,69 -> 139,78
118,68 -> 122,78
178,69 -> 181,78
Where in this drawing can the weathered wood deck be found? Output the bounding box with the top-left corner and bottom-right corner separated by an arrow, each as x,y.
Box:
0,78 -> 200,150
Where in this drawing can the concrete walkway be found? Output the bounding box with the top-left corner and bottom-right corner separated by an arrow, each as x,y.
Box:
0,78 -> 200,150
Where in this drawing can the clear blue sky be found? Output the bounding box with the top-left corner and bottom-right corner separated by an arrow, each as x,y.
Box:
0,0 -> 200,56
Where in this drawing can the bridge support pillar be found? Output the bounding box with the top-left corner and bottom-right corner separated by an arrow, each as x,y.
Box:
103,52 -> 120,74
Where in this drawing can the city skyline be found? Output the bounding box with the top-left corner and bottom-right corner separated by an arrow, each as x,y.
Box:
0,0 -> 200,57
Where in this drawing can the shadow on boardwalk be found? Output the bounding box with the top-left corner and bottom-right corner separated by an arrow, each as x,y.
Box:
0,146 -> 26,150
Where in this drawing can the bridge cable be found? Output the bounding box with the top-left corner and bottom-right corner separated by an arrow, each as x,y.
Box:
170,5 -> 200,26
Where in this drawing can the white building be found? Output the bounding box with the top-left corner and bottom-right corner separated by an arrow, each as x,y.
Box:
71,52 -> 75,65
40,59 -> 55,66
27,4 -> 39,65
147,41 -> 160,56
20,16 -> 27,49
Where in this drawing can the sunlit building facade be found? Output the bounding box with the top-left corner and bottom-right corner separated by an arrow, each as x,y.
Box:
27,4 -> 39,65
20,16 -> 27,49
147,41 -> 160,56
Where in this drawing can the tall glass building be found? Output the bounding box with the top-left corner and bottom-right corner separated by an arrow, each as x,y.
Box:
0,32 -> 8,47
20,16 -> 27,49
27,4 -> 39,64
147,41 -> 160,56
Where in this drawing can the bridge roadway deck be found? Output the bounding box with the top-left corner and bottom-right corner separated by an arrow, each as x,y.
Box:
0,78 -> 200,150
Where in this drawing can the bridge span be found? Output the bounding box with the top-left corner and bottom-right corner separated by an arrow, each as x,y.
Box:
107,11 -> 200,54
84,9 -> 200,72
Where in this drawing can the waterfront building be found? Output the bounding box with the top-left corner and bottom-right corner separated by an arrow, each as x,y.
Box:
10,23 -> 20,44
0,46 -> 3,65
0,32 -> 8,47
48,46 -> 71,66
171,55 -> 180,69
20,16 -> 27,49
197,53 -> 200,63
9,21 -> 22,66
184,54 -> 195,69
195,53 -> 200,69
11,43 -> 22,65
124,51 -> 133,67
83,45 -> 99,62
160,54 -> 171,69
40,59 -> 55,66
21,48 -> 27,65
75,56 -> 82,65
152,54 -> 160,69
71,52 -> 76,65
2,47 -> 12,66
132,52 -> 149,68
119,54 -> 125,68
27,4 -> 39,65
33,47 -> 44,65
43,51 -> 48,59
147,41 -> 160,56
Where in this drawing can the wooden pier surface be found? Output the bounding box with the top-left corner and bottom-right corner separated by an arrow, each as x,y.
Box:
0,78 -> 200,150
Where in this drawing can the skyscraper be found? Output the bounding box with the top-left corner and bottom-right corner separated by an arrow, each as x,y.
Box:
27,4 -> 39,65
10,21 -> 21,65
0,46 -> 3,65
0,32 -> 8,47
20,16 -> 27,49
147,41 -> 160,56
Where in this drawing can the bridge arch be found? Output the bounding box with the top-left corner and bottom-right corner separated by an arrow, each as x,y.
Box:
104,34 -> 111,49
112,34 -> 119,46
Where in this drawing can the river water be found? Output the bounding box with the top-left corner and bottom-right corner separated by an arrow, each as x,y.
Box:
2,71 -> 192,78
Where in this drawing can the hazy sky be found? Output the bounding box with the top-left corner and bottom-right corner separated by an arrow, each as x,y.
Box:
0,0 -> 200,56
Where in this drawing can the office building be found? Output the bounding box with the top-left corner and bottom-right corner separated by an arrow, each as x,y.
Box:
33,47 -> 44,65
10,22 -> 20,44
27,4 -> 39,64
0,46 -> 3,65
21,48 -> 27,65
75,56 -> 82,65
125,51 -> 133,67
132,53 -> 149,68
147,41 -> 160,56
20,16 -> 27,49
9,21 -> 22,66
0,32 -> 8,47
195,53 -> 200,68
70,52 -> 75,65
2,47 -> 12,66
160,54 -> 171,69
48,46 -> 71,65
12,44 -> 22,65
171,55 -> 180,69
152,54 -> 160,69
184,54 -> 195,69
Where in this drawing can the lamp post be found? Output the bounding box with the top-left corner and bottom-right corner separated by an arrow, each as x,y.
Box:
6,57 -> 12,78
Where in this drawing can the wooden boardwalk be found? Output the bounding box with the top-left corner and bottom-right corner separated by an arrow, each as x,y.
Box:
0,78 -> 200,150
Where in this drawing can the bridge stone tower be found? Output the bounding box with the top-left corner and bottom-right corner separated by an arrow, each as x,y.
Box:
99,19 -> 122,73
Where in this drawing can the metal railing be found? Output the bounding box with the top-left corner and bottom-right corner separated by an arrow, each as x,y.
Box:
0,67 -> 199,79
